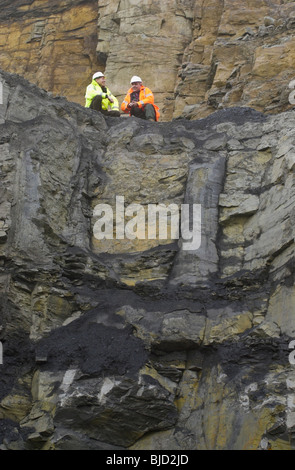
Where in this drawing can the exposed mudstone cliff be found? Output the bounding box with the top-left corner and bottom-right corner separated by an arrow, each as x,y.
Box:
1,0 -> 295,121
1,68 -> 295,450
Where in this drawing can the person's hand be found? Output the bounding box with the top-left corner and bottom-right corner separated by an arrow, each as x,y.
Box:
107,95 -> 114,104
129,101 -> 138,108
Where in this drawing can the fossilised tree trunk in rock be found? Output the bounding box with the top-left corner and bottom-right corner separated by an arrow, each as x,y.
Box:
0,69 -> 295,450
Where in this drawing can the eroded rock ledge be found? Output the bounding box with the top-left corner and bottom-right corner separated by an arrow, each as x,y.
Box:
0,69 -> 295,450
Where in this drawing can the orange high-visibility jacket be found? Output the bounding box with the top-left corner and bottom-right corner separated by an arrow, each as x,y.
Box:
121,85 -> 160,121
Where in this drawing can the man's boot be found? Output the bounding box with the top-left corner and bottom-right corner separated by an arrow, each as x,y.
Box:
107,110 -> 121,117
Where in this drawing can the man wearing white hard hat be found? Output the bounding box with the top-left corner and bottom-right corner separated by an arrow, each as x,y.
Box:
85,72 -> 120,117
121,76 -> 160,121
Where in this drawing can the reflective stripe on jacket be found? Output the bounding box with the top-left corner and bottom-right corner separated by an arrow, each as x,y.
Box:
121,86 -> 160,121
85,80 -> 119,111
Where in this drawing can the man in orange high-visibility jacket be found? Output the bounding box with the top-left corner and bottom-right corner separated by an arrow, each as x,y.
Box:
121,76 -> 160,121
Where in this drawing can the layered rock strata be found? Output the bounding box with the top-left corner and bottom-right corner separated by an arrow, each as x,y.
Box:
1,0 -> 295,121
0,0 -> 98,105
0,69 -> 295,450
98,0 -> 295,120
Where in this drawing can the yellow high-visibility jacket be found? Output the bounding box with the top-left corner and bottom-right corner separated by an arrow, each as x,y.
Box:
85,80 -> 119,111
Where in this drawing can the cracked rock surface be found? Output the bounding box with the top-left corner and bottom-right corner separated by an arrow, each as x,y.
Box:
0,69 -> 295,450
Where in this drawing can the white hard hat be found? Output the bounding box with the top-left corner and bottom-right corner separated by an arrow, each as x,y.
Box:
92,71 -> 105,80
130,75 -> 142,83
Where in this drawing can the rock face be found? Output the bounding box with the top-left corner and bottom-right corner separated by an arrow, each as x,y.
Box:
1,0 -> 295,120
1,69 -> 295,450
98,0 -> 295,120
0,0 -> 99,105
